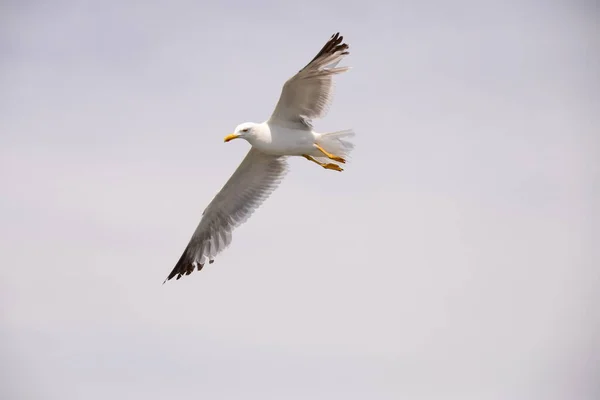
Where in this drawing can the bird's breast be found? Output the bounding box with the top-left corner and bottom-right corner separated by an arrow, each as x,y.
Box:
253,126 -> 315,156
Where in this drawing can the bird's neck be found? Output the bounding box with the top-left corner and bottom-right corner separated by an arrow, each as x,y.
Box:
246,122 -> 271,147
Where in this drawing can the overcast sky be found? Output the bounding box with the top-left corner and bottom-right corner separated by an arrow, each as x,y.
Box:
1,0 -> 598,399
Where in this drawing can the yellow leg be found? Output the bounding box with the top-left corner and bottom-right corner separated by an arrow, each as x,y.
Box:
302,155 -> 343,172
314,144 -> 346,164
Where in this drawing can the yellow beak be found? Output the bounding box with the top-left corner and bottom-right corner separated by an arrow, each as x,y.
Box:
224,133 -> 240,143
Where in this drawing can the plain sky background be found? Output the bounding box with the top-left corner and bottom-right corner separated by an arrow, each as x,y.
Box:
1,0 -> 598,399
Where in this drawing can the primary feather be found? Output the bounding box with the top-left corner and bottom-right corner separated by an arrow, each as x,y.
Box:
269,32 -> 350,127
166,149 -> 288,281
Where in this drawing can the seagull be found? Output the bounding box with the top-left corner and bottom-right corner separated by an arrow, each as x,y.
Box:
165,33 -> 354,282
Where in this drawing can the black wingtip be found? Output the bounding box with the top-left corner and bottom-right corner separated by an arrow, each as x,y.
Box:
298,32 -> 350,71
163,248 -> 202,284
163,245 -> 208,283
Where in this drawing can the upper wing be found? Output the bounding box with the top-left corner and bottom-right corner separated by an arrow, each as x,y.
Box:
165,148 -> 289,282
269,32 -> 350,127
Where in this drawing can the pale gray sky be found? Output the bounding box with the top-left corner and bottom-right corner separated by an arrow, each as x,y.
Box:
1,0 -> 598,399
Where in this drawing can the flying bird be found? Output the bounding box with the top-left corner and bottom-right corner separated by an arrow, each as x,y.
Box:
165,33 -> 354,282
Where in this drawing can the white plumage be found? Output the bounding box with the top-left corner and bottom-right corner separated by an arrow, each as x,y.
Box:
165,32 -> 354,282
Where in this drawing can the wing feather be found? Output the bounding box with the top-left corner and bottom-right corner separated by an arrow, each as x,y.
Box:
269,32 -> 350,127
165,148 -> 289,282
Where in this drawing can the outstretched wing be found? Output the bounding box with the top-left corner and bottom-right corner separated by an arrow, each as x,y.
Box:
165,148 -> 289,282
269,32 -> 350,128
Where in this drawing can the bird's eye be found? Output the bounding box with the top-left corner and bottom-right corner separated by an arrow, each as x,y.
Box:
241,128 -> 249,133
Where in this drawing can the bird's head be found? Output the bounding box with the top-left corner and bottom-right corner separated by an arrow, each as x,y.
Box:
224,122 -> 259,143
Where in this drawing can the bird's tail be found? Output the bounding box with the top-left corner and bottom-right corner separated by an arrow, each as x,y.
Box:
315,129 -> 356,161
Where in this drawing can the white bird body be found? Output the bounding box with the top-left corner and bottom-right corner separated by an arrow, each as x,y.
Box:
236,122 -> 348,161
165,33 -> 354,282
239,122 -> 317,156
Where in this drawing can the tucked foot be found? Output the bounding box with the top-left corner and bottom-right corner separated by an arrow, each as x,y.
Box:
314,144 -> 346,164
303,154 -> 343,171
324,163 -> 343,172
